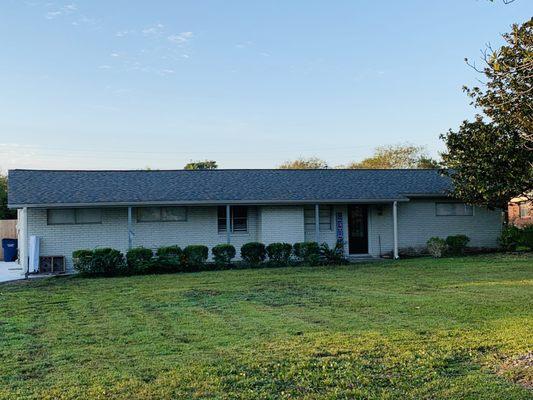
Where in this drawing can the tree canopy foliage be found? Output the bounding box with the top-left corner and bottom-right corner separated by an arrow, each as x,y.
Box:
346,144 -> 439,169
442,18 -> 533,210
0,174 -> 17,220
184,160 -> 218,170
464,17 -> 532,147
441,118 -> 532,210
278,157 -> 328,169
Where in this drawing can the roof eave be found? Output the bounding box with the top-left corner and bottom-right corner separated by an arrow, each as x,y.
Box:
8,198 -> 411,209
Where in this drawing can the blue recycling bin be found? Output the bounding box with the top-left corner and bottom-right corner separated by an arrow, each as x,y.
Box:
2,239 -> 18,262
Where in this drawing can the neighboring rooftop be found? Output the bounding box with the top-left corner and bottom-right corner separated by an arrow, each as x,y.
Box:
8,169 -> 452,207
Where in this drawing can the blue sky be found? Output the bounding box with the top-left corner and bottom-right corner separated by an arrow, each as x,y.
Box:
0,1 -> 531,170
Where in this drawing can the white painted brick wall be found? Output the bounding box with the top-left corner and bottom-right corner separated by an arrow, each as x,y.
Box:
258,206 -> 305,244
26,200 -> 502,270
27,206 -> 259,270
396,200 -> 502,249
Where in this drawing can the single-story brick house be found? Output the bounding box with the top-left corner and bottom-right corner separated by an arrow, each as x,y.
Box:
508,196 -> 532,227
8,169 -> 503,273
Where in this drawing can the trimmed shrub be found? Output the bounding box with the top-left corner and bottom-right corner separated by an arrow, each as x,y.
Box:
73,248 -> 125,276
320,240 -> 347,265
182,245 -> 209,271
212,244 -> 236,268
126,247 -> 154,274
241,242 -> 266,266
155,245 -> 182,272
72,249 -> 93,273
445,235 -> 470,255
499,225 -> 533,251
266,243 -> 292,266
92,248 -> 126,276
293,242 -> 320,266
426,237 -> 447,258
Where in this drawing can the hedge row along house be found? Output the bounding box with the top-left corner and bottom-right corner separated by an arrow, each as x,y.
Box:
8,169 -> 503,273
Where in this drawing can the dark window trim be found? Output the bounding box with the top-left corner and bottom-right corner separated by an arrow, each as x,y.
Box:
47,208 -> 103,225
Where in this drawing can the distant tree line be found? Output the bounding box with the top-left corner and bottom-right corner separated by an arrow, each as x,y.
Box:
277,144 -> 440,170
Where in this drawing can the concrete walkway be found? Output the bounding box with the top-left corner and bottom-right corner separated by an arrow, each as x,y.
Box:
0,262 -> 24,283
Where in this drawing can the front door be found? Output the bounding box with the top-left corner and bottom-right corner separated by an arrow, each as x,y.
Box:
348,205 -> 368,254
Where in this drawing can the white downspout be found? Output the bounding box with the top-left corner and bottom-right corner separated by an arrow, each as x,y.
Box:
226,204 -> 231,244
393,201 -> 399,259
315,204 -> 320,243
19,207 -> 29,276
127,206 -> 134,250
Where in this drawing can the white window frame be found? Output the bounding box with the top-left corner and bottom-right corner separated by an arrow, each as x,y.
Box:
304,205 -> 333,231
519,202 -> 529,218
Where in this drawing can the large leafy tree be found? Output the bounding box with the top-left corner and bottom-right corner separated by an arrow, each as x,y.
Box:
346,144 -> 439,169
442,18 -> 533,210
441,118 -> 532,210
184,160 -> 218,170
464,18 -> 532,147
278,157 -> 328,169
0,174 -> 17,220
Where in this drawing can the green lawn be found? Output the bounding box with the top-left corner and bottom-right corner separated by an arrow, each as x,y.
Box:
0,254 -> 532,399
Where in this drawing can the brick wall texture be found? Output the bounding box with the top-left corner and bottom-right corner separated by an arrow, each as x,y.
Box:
26,200 -> 503,270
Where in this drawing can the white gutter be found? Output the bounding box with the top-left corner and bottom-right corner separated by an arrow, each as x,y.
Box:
392,201 -> 399,259
9,198 -> 411,209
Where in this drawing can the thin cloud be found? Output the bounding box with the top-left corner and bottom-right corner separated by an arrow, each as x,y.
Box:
116,30 -> 135,37
142,23 -> 165,36
45,10 -> 62,19
167,31 -> 193,44
44,3 -> 77,19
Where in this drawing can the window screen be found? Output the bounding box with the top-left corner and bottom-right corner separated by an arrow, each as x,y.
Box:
48,209 -> 76,225
161,207 -> 187,221
435,202 -> 473,216
47,209 -> 102,225
75,208 -> 102,224
304,205 -> 332,231
137,207 -> 187,222
137,207 -> 161,222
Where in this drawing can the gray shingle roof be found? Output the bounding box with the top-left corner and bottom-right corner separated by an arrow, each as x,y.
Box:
8,169 -> 452,207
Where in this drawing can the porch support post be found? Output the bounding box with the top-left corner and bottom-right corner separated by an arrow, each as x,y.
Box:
315,204 -> 320,243
127,206 -> 133,250
226,204 -> 231,244
392,201 -> 399,259
19,207 -> 29,276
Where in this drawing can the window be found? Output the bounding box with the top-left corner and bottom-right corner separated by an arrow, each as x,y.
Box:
47,208 -> 102,225
435,202 -> 473,216
519,202 -> 530,218
218,206 -> 248,233
304,205 -> 332,231
137,207 -> 187,222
